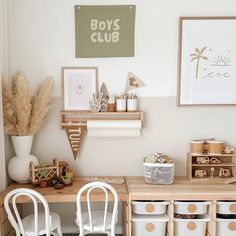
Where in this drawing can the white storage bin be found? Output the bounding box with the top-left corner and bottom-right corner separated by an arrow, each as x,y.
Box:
216,218 -> 236,236
144,161 -> 175,185
174,201 -> 211,215
174,215 -> 210,236
132,200 -> 169,215
217,201 -> 236,214
132,214 -> 169,236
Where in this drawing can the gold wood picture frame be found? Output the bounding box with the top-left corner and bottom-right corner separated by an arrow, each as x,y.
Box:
178,17 -> 236,106
62,67 -> 98,111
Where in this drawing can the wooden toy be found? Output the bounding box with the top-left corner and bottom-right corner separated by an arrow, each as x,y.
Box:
194,169 -> 207,178
209,157 -> 222,164
219,168 -> 232,178
196,156 -> 209,164
222,146 -> 235,154
30,159 -> 69,185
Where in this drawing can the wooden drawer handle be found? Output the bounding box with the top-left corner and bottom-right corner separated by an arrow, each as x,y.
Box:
187,204 -> 197,213
146,223 -> 155,232
230,204 -> 236,213
228,222 -> 236,231
187,222 -> 197,231
145,204 -> 155,213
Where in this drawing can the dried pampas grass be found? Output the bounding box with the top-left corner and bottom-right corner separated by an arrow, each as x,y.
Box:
2,72 -> 54,136
28,77 -> 54,135
12,72 -> 32,135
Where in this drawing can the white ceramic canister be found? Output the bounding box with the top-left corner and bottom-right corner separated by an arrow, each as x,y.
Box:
127,98 -> 138,112
116,98 -> 127,112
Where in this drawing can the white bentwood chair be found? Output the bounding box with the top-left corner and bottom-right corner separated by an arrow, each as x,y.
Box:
4,188 -> 62,236
75,181 -> 118,236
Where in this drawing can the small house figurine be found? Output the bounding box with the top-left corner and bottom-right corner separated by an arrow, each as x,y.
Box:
195,169 -> 207,178
219,168 -> 232,178
222,146 -> 235,154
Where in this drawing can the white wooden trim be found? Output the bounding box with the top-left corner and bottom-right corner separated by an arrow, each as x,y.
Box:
0,0 -> 8,191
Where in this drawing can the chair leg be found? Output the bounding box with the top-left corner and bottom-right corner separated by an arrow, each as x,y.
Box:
56,224 -> 63,236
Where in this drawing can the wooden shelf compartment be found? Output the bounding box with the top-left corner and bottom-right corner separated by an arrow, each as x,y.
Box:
60,110 -> 144,128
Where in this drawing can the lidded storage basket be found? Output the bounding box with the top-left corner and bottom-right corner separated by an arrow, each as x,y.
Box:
144,153 -> 175,185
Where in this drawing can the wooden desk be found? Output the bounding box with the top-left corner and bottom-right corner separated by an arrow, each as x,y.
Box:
0,176 -> 129,236
126,176 -> 236,236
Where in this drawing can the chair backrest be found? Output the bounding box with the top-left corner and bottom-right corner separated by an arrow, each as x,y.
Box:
4,188 -> 51,236
76,181 -> 118,233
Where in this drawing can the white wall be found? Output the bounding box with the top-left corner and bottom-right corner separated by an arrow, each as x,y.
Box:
7,0 -> 236,97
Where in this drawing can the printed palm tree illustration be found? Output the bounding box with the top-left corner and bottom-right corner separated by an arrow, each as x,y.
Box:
190,47 -> 208,79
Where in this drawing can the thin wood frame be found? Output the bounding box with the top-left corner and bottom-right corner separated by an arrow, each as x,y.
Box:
62,67 -> 98,111
177,16 -> 236,106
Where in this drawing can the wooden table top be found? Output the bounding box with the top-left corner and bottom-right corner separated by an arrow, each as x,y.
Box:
2,176 -> 236,204
126,176 -> 236,200
0,176 -> 128,204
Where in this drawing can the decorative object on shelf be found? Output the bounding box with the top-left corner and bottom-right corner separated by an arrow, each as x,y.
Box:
75,5 -> 136,58
222,146 -> 235,154
190,140 -> 204,154
100,83 -> 109,100
116,93 -> 127,111
219,168 -> 232,178
116,99 -> 127,111
2,72 -> 54,183
127,94 -> 138,111
209,157 -> 221,164
190,138 -> 225,155
89,92 -> 103,112
124,72 -> 145,93
178,17 -> 236,105
194,169 -> 207,178
62,67 -> 98,110
210,167 -> 215,178
64,124 -> 85,160
100,83 -> 109,112
100,98 -> 108,112
196,156 -> 210,164
208,140 -> 224,155
107,96 -> 116,112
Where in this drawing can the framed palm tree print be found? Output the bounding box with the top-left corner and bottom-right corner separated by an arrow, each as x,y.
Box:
178,17 -> 236,105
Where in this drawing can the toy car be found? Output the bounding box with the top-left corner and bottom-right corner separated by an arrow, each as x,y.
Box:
222,146 -> 235,154
196,157 -> 210,164
209,157 -> 222,164
219,168 -> 232,178
195,169 -> 207,178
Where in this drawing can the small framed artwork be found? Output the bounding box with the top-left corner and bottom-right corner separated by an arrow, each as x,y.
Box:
62,67 -> 98,110
178,17 -> 236,105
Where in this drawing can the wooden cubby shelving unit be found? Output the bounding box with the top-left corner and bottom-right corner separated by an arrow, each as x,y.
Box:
187,153 -> 236,182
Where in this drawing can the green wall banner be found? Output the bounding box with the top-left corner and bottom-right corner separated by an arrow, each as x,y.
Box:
75,5 -> 136,58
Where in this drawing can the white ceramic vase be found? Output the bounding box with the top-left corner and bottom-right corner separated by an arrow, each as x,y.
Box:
8,135 -> 39,183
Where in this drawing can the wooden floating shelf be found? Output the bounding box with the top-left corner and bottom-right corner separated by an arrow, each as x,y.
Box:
60,111 -> 144,128
60,111 -> 144,160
